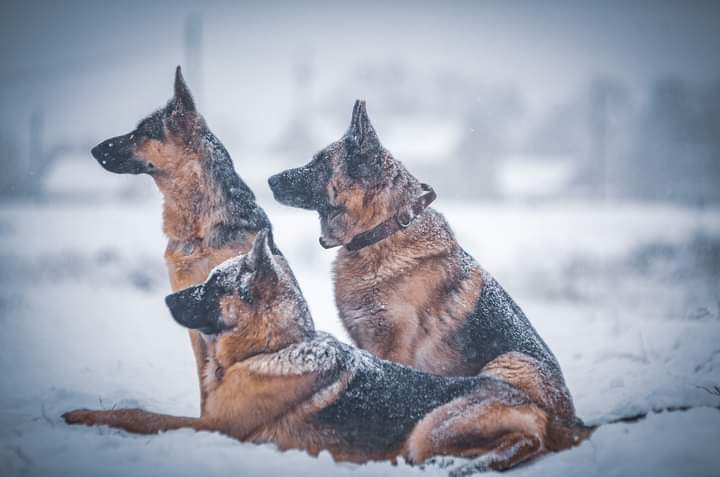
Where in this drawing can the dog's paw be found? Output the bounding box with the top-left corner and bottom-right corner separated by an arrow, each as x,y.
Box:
62,409 -> 98,426
424,456 -> 457,469
448,459 -> 491,477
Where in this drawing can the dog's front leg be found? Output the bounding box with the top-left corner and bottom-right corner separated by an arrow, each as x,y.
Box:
63,408 -> 208,435
188,329 -> 209,414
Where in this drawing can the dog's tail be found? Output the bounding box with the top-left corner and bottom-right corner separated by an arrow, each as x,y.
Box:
545,416 -> 595,452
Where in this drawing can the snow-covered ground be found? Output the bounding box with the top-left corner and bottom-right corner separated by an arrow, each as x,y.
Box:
1,196 -> 719,476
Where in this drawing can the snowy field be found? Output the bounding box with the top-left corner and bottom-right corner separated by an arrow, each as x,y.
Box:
1,195 -> 719,476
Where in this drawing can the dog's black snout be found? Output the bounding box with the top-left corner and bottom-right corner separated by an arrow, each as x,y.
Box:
268,173 -> 283,191
90,143 -> 105,160
268,167 -> 319,210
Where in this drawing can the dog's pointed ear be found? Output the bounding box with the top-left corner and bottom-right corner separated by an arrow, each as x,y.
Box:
346,100 -> 384,180
348,100 -> 381,149
173,66 -> 196,113
247,229 -> 279,284
396,183 -> 437,227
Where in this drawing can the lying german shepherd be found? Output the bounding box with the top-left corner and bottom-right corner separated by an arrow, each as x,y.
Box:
268,101 -> 582,431
91,66 -> 272,413
64,230 -> 587,472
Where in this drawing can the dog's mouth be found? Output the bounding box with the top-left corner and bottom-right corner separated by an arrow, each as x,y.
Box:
95,155 -> 151,175
318,206 -> 345,249
326,206 -> 344,222
320,205 -> 345,227
91,137 -> 152,175
268,173 -> 304,207
270,188 -> 312,209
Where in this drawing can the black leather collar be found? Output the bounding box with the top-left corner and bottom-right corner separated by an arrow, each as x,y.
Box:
320,183 -> 436,252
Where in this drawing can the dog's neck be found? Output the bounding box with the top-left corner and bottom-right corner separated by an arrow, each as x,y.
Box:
335,208 -> 454,282
155,136 -> 259,246
204,309 -> 317,388
341,183 -> 436,252
156,161 -> 221,243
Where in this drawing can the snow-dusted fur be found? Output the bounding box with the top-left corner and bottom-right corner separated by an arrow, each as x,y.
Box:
90,66 -> 274,414
63,231 -> 585,471
268,100 -> 580,432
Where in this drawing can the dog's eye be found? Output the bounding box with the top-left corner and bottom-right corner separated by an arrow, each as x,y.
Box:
135,114 -> 164,141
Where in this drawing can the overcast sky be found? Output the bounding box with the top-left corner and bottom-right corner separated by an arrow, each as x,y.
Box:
1,0 -> 719,149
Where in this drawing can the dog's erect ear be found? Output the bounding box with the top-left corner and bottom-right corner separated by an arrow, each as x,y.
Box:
247,229 -> 279,285
348,100 -> 380,149
396,182 -> 437,227
173,65 -> 196,113
346,100 -> 384,180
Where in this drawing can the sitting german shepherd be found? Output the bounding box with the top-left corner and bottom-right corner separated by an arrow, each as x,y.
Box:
268,101 -> 583,432
91,66 -> 272,413
64,230 -> 587,472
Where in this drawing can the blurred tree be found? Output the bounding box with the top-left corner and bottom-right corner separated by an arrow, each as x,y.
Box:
184,14 -> 204,107
271,56 -> 318,159
0,131 -> 22,196
584,77 -> 632,200
453,90 -> 525,199
628,77 -> 720,203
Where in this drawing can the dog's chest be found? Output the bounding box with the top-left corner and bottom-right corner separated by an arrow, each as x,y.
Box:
333,250 -> 487,374
333,258 -> 432,363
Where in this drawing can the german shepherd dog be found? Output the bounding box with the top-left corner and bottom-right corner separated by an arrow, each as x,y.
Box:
64,230 -> 587,473
90,66 -> 272,413
268,101 -> 585,438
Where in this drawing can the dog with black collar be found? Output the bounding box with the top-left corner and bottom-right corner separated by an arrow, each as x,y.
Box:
268,100 -> 586,441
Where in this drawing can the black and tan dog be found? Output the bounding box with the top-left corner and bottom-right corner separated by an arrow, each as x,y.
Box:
91,66 -> 272,413
64,230 -> 587,473
268,101 -> 584,435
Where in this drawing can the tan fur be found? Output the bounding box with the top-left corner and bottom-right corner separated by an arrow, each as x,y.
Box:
63,236 -> 571,468
334,210 -> 485,376
92,69 -> 268,418
324,153 -> 581,431
62,408 -> 206,435
64,359 -> 390,462
262,101 -> 588,464
482,352 -> 575,420
333,211 -> 582,431
63,344 -> 556,467
136,138 -> 220,244
325,155 -> 407,246
406,397 -> 548,469
320,170 -> 591,467
214,295 -> 306,367
132,134 -> 258,415
165,241 -> 255,411
64,350 -> 560,468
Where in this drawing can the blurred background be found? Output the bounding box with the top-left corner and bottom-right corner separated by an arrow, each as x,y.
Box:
1,2 -> 719,475
2,0 -> 720,203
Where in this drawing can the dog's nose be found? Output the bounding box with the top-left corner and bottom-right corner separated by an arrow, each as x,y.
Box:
268,173 -> 282,191
90,143 -> 103,160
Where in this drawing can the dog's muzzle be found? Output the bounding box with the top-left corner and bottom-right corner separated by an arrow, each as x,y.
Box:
165,285 -> 225,335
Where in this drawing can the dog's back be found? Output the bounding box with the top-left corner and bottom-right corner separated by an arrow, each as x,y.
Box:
232,332 -> 550,467
64,232 -> 582,471
312,343 -> 490,454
